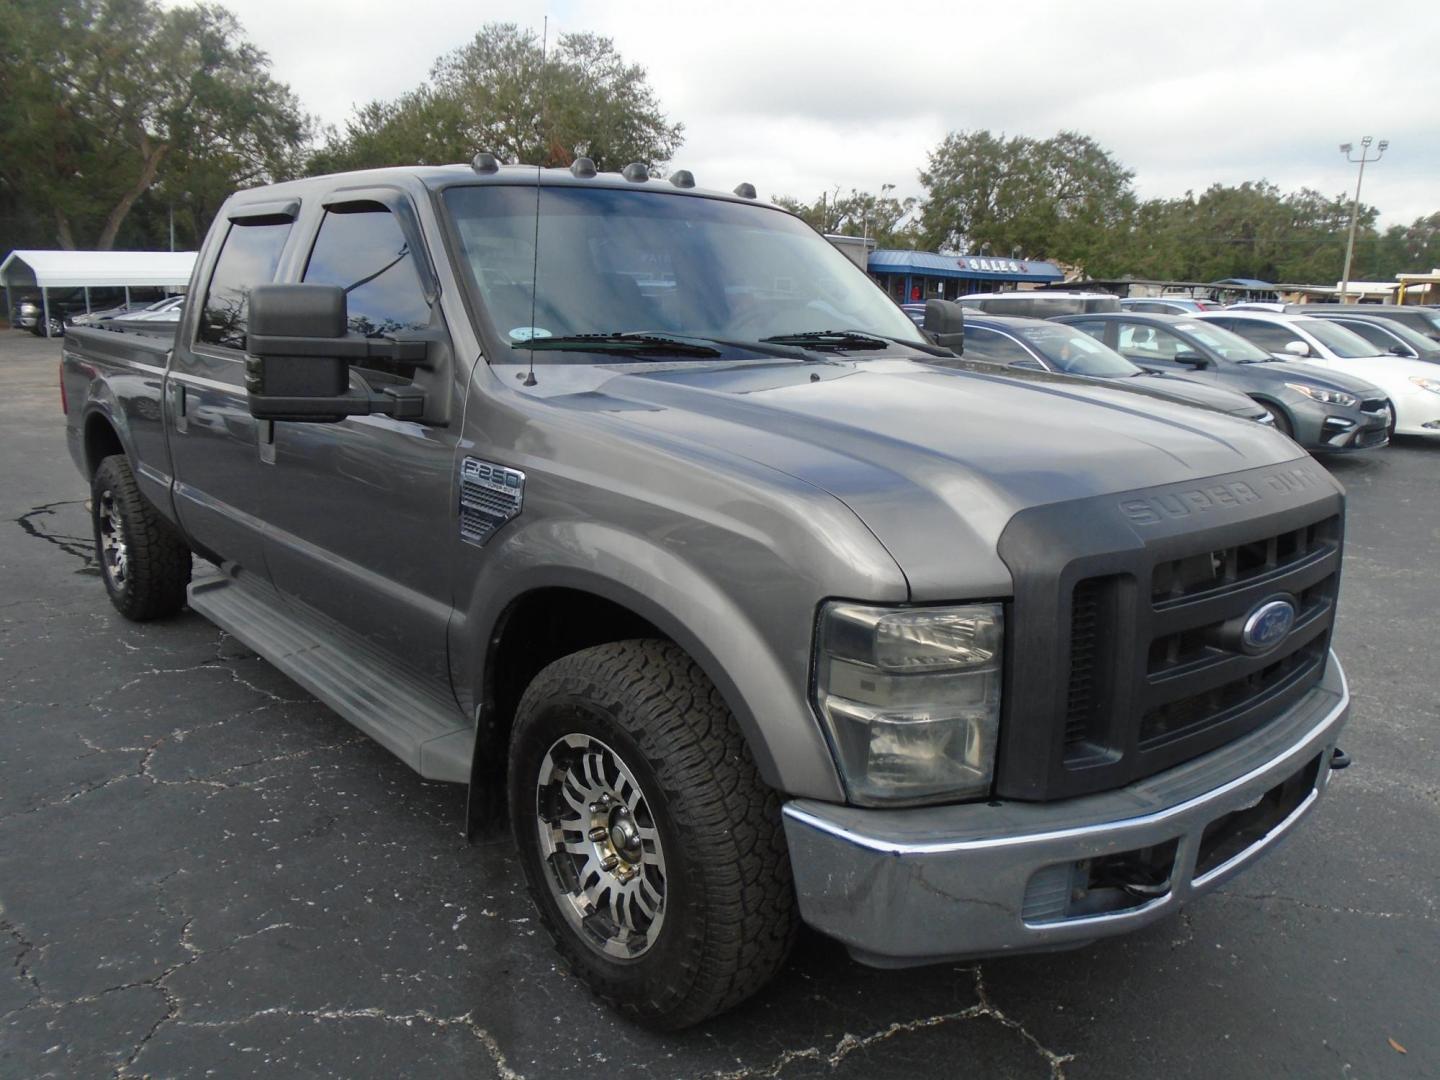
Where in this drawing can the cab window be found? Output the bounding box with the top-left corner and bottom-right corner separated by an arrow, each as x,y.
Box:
197,217 -> 293,350
303,203 -> 432,337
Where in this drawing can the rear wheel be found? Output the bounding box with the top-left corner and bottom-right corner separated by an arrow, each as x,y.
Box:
92,455 -> 191,620
508,640 -> 796,1029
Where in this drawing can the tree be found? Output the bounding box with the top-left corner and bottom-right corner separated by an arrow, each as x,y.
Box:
774,185 -> 919,247
0,0 -> 310,250
917,130 -> 1136,275
311,24 -> 683,174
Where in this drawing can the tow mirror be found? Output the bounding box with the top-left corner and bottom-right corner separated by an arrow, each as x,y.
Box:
1282,340 -> 1310,358
245,284 -> 428,423
923,299 -> 965,352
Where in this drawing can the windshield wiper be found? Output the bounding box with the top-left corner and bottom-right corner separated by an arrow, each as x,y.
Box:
511,332 -> 721,358
759,329 -> 891,351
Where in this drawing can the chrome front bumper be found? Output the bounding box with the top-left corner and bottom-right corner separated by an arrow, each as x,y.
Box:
782,652 -> 1349,967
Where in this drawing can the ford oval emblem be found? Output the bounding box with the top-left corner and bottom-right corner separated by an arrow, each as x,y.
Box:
1241,598 -> 1297,654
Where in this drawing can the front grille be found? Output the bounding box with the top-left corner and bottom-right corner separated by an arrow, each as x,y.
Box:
1064,514 -> 1339,773
995,458 -> 1344,801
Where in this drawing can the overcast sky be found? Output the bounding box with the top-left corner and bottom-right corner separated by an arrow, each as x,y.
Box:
205,0 -> 1437,229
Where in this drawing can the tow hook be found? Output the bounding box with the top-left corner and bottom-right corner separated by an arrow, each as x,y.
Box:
1330,747 -> 1351,771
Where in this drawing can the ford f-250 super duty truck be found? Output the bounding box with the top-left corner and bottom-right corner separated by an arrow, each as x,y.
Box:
61,157 -> 1351,1029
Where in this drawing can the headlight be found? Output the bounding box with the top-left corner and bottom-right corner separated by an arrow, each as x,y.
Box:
1410,376 -> 1440,395
1285,382 -> 1359,408
813,602 -> 1003,805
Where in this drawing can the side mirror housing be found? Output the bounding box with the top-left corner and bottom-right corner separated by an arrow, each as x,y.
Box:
923,299 -> 965,352
1388,344 -> 1412,357
1174,351 -> 1209,368
245,284 -> 428,423
1282,340 -> 1310,358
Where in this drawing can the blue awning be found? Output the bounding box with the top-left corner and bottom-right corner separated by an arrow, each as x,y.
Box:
868,249 -> 1063,282
1211,278 -> 1274,288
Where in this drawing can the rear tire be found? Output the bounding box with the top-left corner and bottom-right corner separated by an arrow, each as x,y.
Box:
507,640 -> 796,1029
92,454 -> 191,620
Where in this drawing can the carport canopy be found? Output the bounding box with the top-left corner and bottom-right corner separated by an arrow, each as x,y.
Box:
2,250 -> 195,289
2,249 -> 196,336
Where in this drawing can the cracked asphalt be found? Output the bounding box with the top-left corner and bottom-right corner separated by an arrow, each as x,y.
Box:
2,331 -> 1435,1078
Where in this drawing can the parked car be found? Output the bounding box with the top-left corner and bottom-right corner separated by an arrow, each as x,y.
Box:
10,297 -> 40,330
1228,303 -> 1440,344
1119,297 -> 1221,314
62,160 -> 1353,1028
67,292 -> 179,329
1306,312 -> 1440,365
1057,312 -> 1392,450
1194,311 -> 1440,439
955,290 -> 1120,317
958,315 -> 1274,423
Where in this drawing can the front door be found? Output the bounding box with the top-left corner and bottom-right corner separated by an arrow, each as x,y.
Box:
258,196 -> 466,682
1112,320 -> 1224,388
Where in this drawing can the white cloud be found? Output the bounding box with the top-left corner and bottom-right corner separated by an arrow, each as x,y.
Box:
209,0 -> 1438,227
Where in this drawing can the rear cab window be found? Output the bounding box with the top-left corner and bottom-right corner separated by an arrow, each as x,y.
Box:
197,217 -> 294,351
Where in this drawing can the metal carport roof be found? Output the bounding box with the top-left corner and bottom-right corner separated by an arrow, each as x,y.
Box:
1,250 -> 196,289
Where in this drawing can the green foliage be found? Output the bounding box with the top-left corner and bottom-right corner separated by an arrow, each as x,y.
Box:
911,129 -> 1435,283
310,24 -> 683,174
774,185 -> 919,248
917,130 -> 1136,276
0,0 -> 309,250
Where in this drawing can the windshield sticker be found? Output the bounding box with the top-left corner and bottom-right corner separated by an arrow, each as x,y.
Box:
509,326 -> 553,342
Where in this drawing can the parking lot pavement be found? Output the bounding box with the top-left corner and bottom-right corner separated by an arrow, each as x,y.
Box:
1,330 -> 1435,1078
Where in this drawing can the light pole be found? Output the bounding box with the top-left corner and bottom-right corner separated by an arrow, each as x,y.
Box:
1338,136 -> 1387,302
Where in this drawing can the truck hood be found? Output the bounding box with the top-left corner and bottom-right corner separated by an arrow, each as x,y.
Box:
515,357 -> 1307,599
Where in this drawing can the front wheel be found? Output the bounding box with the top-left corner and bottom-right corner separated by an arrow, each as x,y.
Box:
508,640 -> 796,1029
1269,406 -> 1295,438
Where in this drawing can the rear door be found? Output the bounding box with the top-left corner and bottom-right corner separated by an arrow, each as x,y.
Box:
258,192 -> 466,681
168,204 -> 298,575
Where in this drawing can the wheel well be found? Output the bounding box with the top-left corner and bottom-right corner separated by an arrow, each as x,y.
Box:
468,587 -> 666,830
84,414 -> 124,477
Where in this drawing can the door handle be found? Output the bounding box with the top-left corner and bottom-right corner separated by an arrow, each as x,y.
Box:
168,382 -> 188,434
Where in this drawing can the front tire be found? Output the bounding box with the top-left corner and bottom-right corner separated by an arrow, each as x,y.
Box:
92,455 -> 191,620
508,640 -> 796,1029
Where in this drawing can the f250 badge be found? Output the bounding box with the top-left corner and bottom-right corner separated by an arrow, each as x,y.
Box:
458,458 -> 525,546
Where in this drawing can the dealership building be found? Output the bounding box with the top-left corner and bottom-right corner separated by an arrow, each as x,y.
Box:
867,249 -> 1065,303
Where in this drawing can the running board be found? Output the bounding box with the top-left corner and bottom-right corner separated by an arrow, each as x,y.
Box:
188,571 -> 472,784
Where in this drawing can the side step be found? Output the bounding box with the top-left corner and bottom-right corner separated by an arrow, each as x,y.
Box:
189,571 -> 472,784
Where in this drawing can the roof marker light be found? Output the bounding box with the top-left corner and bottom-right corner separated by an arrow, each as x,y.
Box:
733,182 -> 757,199
622,162 -> 650,182
669,170 -> 695,188
570,157 -> 597,178
471,152 -> 500,175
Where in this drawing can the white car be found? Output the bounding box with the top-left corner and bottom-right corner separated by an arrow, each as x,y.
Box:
1194,311 -> 1440,438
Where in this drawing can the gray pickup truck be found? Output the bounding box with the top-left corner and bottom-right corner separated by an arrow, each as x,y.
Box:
60,158 -> 1351,1029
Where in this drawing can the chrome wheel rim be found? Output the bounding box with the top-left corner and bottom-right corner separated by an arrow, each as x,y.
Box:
97,489 -> 128,589
535,733 -> 666,959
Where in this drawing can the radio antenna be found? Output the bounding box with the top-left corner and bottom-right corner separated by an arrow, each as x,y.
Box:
523,15 -> 549,388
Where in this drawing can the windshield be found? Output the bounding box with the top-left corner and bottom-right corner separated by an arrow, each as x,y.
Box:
442,184 -> 928,360
1013,323 -> 1139,376
1172,321 -> 1274,362
1294,318 -> 1380,358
